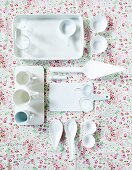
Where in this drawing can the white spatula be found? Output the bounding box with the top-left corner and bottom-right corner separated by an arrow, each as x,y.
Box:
50,60 -> 124,79
49,119 -> 63,150
65,119 -> 77,161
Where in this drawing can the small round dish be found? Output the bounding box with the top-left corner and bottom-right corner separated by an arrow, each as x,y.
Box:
82,84 -> 93,96
15,35 -> 30,50
79,98 -> 93,112
82,134 -> 95,148
59,19 -> 76,37
82,120 -> 96,134
90,35 -> 107,54
90,15 -> 107,33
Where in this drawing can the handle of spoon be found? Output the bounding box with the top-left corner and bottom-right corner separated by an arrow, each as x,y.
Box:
69,141 -> 74,161
50,67 -> 82,73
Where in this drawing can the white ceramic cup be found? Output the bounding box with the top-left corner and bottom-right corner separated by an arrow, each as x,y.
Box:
13,89 -> 39,106
15,110 -> 34,123
82,134 -> 95,148
82,120 -> 96,134
16,71 -> 37,86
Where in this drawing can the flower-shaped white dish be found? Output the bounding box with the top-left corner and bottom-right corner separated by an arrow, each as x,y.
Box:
82,134 -> 95,148
82,120 -> 96,134
90,35 -> 107,54
90,15 -> 107,33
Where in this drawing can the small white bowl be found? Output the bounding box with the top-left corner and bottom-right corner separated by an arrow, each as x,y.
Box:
82,134 -> 95,148
82,84 -> 93,96
90,35 -> 107,54
59,19 -> 76,37
90,15 -> 107,33
79,98 -> 93,112
82,120 -> 96,134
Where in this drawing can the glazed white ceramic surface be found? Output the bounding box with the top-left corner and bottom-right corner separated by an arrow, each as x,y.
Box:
82,134 -> 95,148
90,15 -> 107,33
50,60 -> 124,79
16,71 -> 37,86
13,89 -> 39,106
13,14 -> 84,60
49,119 -> 63,150
82,120 -> 96,134
59,19 -> 76,37
65,119 -> 77,161
90,35 -> 108,54
14,66 -> 44,125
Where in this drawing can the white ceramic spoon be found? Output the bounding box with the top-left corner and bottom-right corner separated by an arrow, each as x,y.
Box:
49,119 -> 63,150
65,119 -> 77,161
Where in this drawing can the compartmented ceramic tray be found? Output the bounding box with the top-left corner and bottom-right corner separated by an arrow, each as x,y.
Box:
13,14 -> 84,60
49,83 -> 110,112
14,66 -> 44,125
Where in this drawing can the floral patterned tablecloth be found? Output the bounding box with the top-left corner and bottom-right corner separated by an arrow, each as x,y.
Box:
0,0 -> 132,169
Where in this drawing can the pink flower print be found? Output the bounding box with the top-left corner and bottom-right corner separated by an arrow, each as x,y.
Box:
84,12 -> 88,17
105,126 -> 120,142
41,0 -> 47,2
77,140 -> 82,150
54,163 -> 59,169
0,19 -> 4,30
0,127 -> 9,143
85,159 -> 90,165
3,117 -> 7,123
124,133 -> 127,138
0,164 -> 3,169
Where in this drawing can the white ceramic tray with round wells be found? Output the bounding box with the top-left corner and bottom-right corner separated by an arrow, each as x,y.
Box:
14,66 -> 44,125
49,82 -> 110,112
13,14 -> 84,60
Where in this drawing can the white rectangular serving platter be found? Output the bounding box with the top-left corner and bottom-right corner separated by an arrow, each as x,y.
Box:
49,82 -> 94,112
13,14 -> 84,60
14,66 -> 44,125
